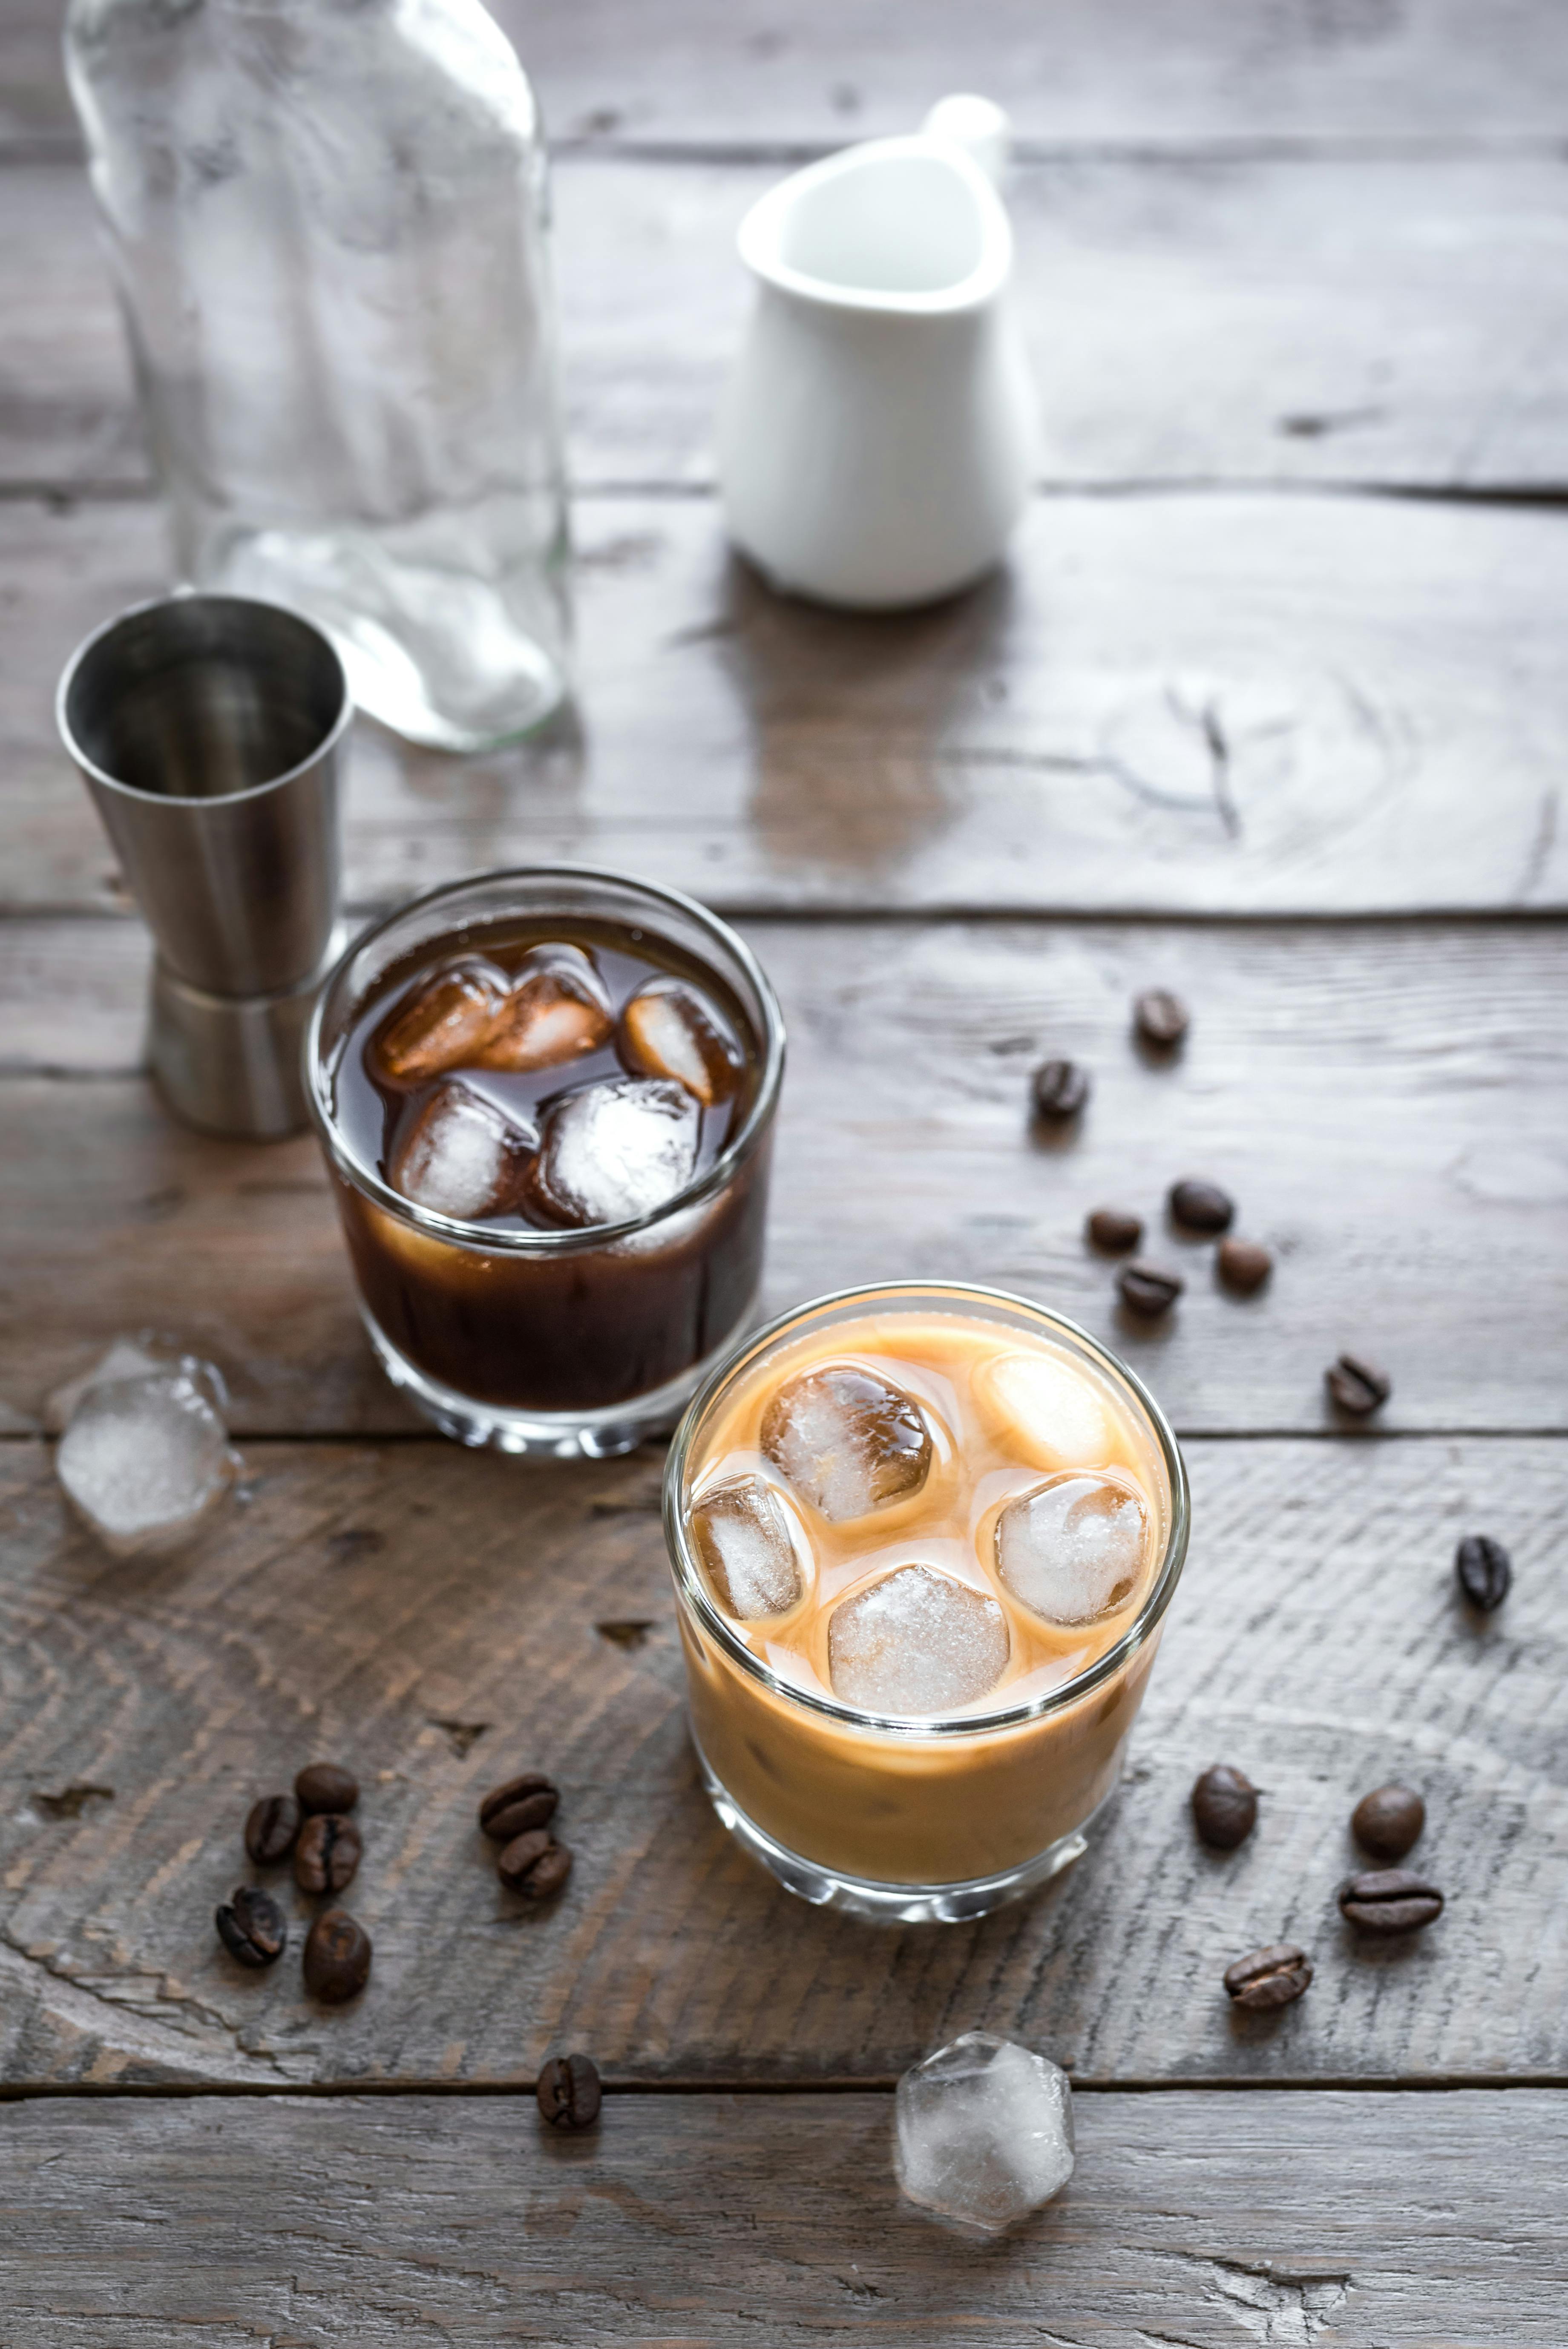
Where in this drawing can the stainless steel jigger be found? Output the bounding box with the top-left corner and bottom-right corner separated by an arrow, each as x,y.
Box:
57,594 -> 351,1139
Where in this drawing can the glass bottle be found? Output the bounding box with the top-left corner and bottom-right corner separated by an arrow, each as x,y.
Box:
65,0 -> 570,751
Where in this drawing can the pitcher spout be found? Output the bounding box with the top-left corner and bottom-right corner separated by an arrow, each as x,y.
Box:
737,134 -> 1013,316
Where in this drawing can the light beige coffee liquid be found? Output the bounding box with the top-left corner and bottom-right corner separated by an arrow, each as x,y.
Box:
677,1307 -> 1174,1888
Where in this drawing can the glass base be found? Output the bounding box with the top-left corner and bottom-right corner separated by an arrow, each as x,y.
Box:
204,527 -> 568,753
693,1733 -> 1109,1924
360,1304 -> 749,1459
328,611 -> 566,753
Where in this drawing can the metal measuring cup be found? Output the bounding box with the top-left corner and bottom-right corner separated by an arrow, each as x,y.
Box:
57,592 -> 351,1138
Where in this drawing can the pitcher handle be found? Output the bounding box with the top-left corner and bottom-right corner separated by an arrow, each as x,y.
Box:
920,94 -> 1012,187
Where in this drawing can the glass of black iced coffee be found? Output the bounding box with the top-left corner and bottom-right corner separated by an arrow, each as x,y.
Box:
305,867 -> 785,1455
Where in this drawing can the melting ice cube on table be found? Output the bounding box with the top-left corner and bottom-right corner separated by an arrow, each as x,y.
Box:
829,1565 -> 1008,1715
760,1364 -> 932,1522
690,1478 -> 807,1620
370,957 -> 509,1087
895,2032 -> 1075,2233
617,977 -> 741,1106
994,1472 -> 1148,1626
527,1076 -> 699,1228
475,945 -> 612,1073
390,1079 -> 535,1220
56,1346 -> 236,1559
45,1334 -> 166,1432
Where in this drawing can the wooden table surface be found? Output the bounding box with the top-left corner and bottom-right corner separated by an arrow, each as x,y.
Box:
3,3 -> 1566,2340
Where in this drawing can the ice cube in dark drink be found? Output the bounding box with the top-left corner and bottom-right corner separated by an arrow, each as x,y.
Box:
473,944 -> 613,1074
371,957 -> 509,1088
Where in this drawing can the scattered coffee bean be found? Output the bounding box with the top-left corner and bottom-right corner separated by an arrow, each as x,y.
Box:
1338,1868 -> 1444,1935
1325,1353 -> 1390,1417
244,1792 -> 301,1866
478,1772 -> 559,1843
1118,1259 -> 1183,1317
1169,1177 -> 1234,1234
496,1826 -> 553,1887
1087,1207 -> 1143,1253
1191,1763 -> 1258,1850
1351,1785 -> 1425,1861
1134,988 -> 1189,1049
1217,1238 -> 1272,1294
1456,1534 -> 1511,1613
302,1909 -> 372,2002
525,1843 -> 575,1900
295,1812 -> 362,1895
487,1788 -> 558,1842
295,1762 -> 359,1816
1223,1943 -> 1312,2011
1031,1059 -> 1090,1120
215,1885 -> 287,1969
537,2051 -> 601,2130
498,1828 -> 573,1899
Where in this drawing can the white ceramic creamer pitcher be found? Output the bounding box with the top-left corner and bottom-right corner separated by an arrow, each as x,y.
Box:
718,97 -> 1037,611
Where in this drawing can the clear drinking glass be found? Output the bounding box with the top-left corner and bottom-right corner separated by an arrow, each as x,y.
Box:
306,868 -> 786,1457
664,1282 -> 1189,1922
65,0 -> 569,751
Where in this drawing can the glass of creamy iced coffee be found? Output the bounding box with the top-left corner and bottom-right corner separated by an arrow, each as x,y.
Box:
663,1281 -> 1188,1921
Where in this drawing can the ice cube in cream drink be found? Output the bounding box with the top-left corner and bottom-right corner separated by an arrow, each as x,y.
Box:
663,1282 -> 1188,1921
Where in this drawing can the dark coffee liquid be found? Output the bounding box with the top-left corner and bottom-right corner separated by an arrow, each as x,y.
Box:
334,916 -> 758,1230
326,914 -> 771,1415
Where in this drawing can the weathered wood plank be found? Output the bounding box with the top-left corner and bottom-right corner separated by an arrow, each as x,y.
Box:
545,148 -> 1568,495
512,0 -> 1568,148
13,153 -> 1568,495
1,2089 -> 1565,2343
9,0 -> 1568,152
0,1432 -> 1561,2087
0,166 -> 145,492
1,917 -> 1563,1439
7,493 -> 1568,918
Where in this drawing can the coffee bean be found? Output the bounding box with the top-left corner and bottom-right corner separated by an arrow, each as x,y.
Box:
295,1762 -> 358,1815
1169,1177 -> 1234,1234
1134,988 -> 1189,1048
1338,1868 -> 1444,1935
495,1789 -> 560,1844
498,1829 -> 573,1899
478,1773 -> 559,1842
1032,1059 -> 1090,1120
537,2051 -> 601,2130
1191,1763 -> 1258,1850
1118,1259 -> 1183,1317
526,1843 -> 575,1900
497,1826 -> 552,1887
295,1812 -> 362,1895
1351,1785 -> 1425,1861
1217,1238 -> 1272,1294
1223,1944 -> 1312,2011
244,1792 -> 300,1866
302,1909 -> 372,2002
215,1885 -> 286,1969
1325,1353 -> 1390,1417
1087,1207 -> 1143,1253
1456,1534 -> 1511,1612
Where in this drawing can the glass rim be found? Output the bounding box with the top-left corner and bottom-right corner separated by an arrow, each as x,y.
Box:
662,1278 -> 1191,1739
302,862 -> 787,1254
